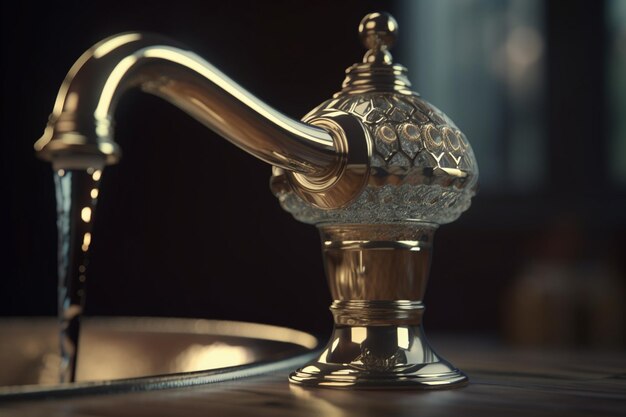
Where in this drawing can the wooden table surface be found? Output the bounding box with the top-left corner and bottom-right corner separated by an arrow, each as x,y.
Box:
3,337 -> 625,417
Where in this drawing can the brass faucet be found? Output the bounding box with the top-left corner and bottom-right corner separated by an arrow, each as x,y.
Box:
37,12 -> 478,389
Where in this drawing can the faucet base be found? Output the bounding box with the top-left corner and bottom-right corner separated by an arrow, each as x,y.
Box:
289,323 -> 468,389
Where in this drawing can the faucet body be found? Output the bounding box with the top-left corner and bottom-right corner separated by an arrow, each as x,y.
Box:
37,13 -> 478,389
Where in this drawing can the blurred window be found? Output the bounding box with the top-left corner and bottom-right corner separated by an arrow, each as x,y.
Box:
400,0 -> 546,192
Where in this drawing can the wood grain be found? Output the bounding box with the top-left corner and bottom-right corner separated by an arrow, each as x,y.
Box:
2,338 -> 625,417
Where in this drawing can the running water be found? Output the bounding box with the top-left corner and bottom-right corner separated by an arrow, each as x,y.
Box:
53,167 -> 102,383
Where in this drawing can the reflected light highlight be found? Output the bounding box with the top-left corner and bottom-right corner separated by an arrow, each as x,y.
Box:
173,343 -> 252,372
92,33 -> 142,59
397,326 -> 410,349
94,56 -> 138,133
81,233 -> 91,252
350,327 -> 367,344
80,207 -> 92,223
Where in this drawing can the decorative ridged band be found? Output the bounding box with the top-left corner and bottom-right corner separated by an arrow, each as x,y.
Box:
336,63 -> 414,96
331,300 -> 424,326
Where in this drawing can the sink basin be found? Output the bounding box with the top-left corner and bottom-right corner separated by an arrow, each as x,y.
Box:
0,317 -> 319,400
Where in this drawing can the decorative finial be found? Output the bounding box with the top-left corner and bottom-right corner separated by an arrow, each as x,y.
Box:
358,12 -> 398,64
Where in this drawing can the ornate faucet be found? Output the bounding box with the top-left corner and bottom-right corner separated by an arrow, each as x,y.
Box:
36,12 -> 478,389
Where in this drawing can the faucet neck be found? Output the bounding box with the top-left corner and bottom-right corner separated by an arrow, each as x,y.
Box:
35,33 -> 338,177
320,222 -> 437,325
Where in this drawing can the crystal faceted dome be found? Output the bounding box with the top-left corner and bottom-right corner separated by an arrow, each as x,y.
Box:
273,13 -> 478,225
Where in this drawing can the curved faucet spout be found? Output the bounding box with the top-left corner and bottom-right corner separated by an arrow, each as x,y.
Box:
35,32 -> 339,175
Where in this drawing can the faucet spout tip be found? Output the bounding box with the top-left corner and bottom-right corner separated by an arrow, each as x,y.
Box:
35,120 -> 119,170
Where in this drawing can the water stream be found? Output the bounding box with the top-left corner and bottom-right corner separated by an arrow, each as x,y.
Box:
53,168 -> 102,383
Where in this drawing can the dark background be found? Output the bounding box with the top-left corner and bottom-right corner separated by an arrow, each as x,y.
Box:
2,0 -> 624,347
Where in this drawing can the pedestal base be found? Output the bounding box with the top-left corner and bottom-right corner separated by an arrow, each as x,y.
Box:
291,224 -> 468,389
289,324 -> 468,390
